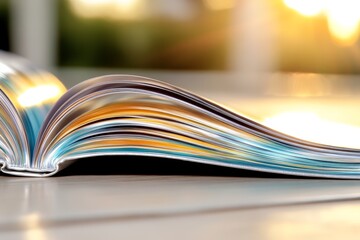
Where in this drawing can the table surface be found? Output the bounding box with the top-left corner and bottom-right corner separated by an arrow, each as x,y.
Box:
1,172 -> 360,240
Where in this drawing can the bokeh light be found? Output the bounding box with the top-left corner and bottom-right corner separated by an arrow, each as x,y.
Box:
284,0 -> 324,16
283,0 -> 360,45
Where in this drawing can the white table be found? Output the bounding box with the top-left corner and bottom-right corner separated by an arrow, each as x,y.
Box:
1,173 -> 360,239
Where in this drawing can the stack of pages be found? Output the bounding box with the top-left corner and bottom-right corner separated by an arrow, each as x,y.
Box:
0,52 -> 359,178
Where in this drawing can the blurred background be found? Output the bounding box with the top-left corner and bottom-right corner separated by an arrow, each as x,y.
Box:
2,0 -> 360,72
1,0 -> 360,147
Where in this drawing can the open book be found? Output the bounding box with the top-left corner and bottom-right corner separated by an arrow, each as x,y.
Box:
1,52 -> 359,178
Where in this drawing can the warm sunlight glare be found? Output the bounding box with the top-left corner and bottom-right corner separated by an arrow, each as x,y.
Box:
22,213 -> 47,240
283,0 -> 360,44
17,85 -> 62,107
68,0 -> 142,20
263,111 -> 360,149
326,0 -> 360,45
264,204 -> 360,239
283,0 -> 324,16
